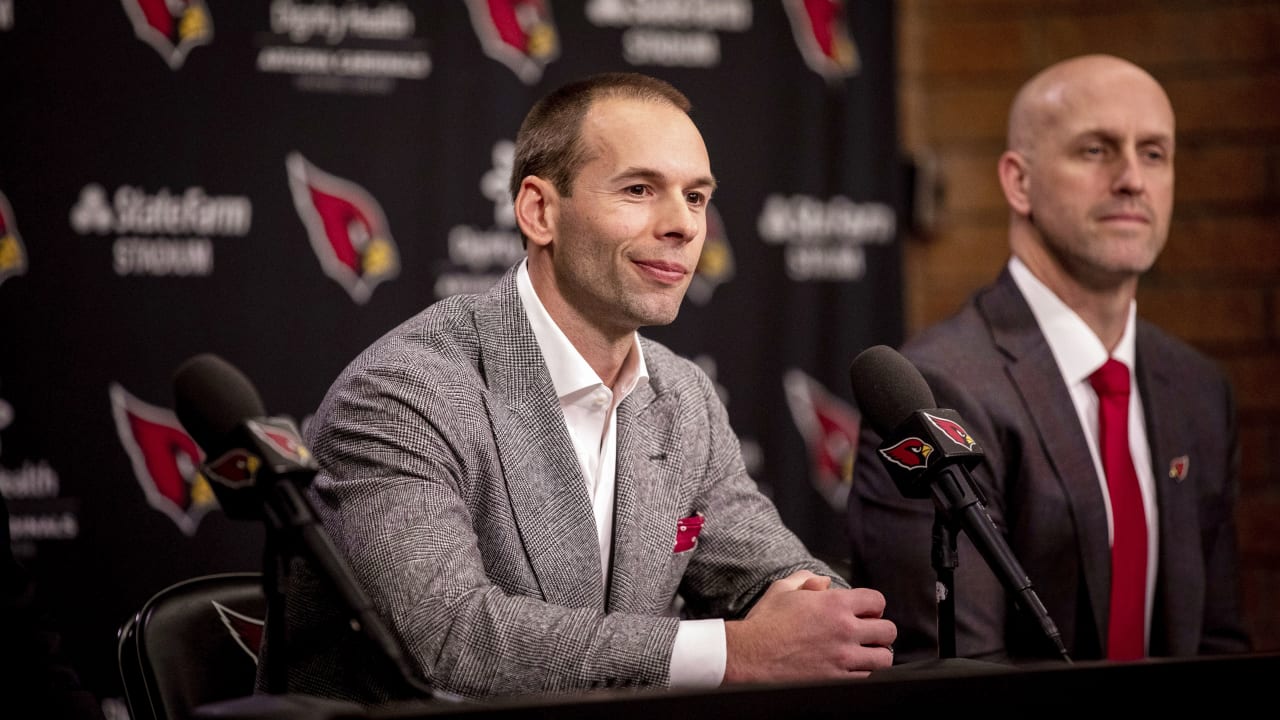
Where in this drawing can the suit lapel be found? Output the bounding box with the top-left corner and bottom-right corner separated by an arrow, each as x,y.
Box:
1136,326 -> 1204,655
980,271 -> 1111,650
473,270 -> 606,609
608,366 -> 685,613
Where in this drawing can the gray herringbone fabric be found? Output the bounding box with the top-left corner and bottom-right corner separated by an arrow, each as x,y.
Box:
262,265 -> 837,703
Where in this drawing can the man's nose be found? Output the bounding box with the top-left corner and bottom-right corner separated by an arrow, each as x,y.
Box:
657,193 -> 700,242
1112,147 -> 1148,196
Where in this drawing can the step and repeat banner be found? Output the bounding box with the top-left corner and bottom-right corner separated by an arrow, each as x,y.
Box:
0,0 -> 901,706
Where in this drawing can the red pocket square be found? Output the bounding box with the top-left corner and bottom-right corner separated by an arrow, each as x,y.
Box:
673,513 -> 704,553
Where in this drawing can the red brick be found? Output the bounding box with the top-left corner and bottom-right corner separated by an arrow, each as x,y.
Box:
1167,74 -> 1280,137
937,148 -> 1006,214
1237,491 -> 1280,555
1175,145 -> 1271,205
1272,290 -> 1280,341
1157,214 -> 1280,277
921,87 -> 1017,144
1222,353 -> 1280,412
1236,423 -> 1272,492
914,223 -> 1009,286
915,19 -> 1033,77
1137,286 -> 1269,345
1045,6 -> 1280,68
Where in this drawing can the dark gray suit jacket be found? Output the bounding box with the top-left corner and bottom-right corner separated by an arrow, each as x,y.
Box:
847,269 -> 1249,663
267,266 -> 834,702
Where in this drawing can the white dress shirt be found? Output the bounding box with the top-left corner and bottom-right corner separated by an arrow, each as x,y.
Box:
1008,257 -> 1159,647
516,261 -> 726,687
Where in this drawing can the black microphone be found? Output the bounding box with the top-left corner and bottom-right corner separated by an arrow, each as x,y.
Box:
173,354 -> 316,522
850,345 -> 1070,662
172,353 -> 443,698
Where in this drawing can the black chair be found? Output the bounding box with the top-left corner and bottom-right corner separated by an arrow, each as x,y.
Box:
117,572 -> 265,720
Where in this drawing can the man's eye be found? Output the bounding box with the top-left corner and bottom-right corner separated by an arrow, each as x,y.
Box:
625,185 -> 648,196
686,192 -> 706,206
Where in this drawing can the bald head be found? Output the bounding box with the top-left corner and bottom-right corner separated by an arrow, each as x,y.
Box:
1007,55 -> 1174,156
997,55 -> 1176,305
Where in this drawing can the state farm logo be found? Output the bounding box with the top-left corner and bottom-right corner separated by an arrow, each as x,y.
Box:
0,190 -> 27,288
69,183 -> 252,277
756,194 -> 895,282
257,1 -> 430,95
110,383 -> 215,535
287,152 -> 399,304
121,0 -> 214,69
783,0 -> 860,80
435,139 -> 523,299
467,0 -> 558,84
585,0 -> 752,68
784,369 -> 860,509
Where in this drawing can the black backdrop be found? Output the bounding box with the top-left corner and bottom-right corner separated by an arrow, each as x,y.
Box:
0,0 -> 901,709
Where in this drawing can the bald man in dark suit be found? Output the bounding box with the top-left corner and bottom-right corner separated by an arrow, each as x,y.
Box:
847,55 -> 1250,663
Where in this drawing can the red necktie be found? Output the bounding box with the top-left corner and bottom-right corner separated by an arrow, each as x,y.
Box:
1089,358 -> 1148,660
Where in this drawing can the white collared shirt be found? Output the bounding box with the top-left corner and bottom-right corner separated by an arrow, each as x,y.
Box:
1008,257 -> 1159,647
515,260 -> 725,687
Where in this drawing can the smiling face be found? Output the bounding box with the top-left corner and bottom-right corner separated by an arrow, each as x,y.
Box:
1003,56 -> 1175,292
525,96 -> 716,339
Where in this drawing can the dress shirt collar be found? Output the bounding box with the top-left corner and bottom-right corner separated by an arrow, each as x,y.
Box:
515,259 -> 649,399
1008,256 -> 1137,381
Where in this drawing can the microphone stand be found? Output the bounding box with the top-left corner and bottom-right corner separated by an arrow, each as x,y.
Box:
931,512 -> 959,659
257,469 -> 441,699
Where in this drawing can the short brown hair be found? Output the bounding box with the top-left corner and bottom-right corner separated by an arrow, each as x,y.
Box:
509,73 -> 693,206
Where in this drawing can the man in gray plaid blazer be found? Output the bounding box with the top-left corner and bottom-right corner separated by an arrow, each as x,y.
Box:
272,73 -> 895,702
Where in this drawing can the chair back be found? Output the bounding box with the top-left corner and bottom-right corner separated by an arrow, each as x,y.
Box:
117,572 -> 265,720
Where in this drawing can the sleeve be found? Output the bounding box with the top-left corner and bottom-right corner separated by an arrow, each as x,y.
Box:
1196,373 -> 1251,654
674,367 -> 848,623
847,361 -> 1012,663
668,618 -> 726,688
305,358 -> 680,699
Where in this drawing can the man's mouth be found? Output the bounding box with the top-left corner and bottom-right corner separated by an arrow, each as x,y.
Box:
633,259 -> 690,284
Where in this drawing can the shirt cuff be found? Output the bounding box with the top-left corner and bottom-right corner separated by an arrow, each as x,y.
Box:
668,618 -> 726,688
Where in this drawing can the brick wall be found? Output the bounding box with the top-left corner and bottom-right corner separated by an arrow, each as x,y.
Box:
897,0 -> 1280,649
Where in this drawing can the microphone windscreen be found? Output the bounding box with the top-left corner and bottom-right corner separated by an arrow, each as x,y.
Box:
850,345 -> 936,436
173,353 -> 266,458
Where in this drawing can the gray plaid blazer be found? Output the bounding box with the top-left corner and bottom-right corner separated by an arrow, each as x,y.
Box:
265,266 -> 835,702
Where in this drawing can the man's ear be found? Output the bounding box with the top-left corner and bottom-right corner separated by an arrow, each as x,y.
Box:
514,176 -> 558,249
998,150 -> 1033,217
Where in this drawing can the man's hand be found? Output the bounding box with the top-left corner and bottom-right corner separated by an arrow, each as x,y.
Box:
722,570 -> 896,684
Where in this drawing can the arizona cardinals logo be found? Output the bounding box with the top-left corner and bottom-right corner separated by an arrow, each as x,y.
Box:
286,152 -> 400,305
120,0 -> 213,70
783,0 -> 860,80
212,600 -> 264,664
0,190 -> 27,287
109,383 -> 216,535
246,419 -> 312,466
925,412 -> 976,451
205,449 -> 260,490
784,369 -> 861,509
879,437 -> 933,471
466,0 -> 559,84
686,204 -> 734,306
